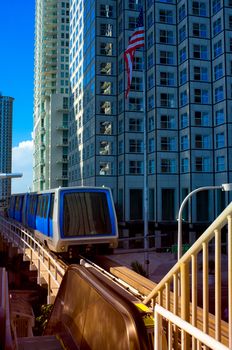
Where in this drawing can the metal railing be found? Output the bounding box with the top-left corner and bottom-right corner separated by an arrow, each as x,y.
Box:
0,217 -> 66,303
154,304 -> 229,350
144,201 -> 232,349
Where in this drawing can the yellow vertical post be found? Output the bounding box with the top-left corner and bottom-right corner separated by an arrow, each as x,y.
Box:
228,215 -> 232,349
180,262 -> 190,349
215,229 -> 221,341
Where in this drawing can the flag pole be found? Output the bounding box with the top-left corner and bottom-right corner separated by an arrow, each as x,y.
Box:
142,5 -> 149,273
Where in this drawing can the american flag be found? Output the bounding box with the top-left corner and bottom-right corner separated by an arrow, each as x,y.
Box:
124,7 -> 145,98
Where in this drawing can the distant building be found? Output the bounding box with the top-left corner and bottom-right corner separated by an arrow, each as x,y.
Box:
0,94 -> 14,206
33,0 -> 70,191
68,0 -> 232,246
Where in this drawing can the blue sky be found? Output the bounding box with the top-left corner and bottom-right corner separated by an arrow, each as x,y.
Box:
0,1 -> 35,192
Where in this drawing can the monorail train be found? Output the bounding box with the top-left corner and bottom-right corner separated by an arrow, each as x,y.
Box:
8,186 -> 118,255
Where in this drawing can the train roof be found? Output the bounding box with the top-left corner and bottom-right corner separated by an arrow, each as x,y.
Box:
14,186 -> 112,195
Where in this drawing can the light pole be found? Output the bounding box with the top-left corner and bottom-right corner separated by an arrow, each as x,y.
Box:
177,183 -> 232,261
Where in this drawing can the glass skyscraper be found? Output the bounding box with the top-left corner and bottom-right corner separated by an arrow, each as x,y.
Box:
0,94 -> 13,206
35,0 -> 232,246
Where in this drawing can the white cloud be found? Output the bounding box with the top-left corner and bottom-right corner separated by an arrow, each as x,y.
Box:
12,140 -> 33,193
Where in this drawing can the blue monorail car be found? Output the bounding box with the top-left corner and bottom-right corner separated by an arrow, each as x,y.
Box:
8,187 -> 118,254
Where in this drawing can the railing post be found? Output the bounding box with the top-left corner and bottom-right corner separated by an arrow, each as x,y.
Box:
228,215 -> 232,349
181,262 -> 190,350
155,306 -> 163,350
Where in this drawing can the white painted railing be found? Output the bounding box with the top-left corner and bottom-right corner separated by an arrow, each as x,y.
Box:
154,304 -> 229,350
0,216 -> 66,303
144,201 -> 232,349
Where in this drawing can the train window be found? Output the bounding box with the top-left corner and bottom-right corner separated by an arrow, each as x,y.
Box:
62,192 -> 112,237
43,196 -> 49,218
49,194 -> 54,219
36,195 -> 44,217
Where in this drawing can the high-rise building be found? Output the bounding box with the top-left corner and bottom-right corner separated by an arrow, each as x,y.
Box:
33,0 -> 70,191
37,0 -> 232,245
0,94 -> 14,206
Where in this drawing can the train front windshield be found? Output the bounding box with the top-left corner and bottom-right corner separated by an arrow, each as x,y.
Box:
62,191 -> 113,237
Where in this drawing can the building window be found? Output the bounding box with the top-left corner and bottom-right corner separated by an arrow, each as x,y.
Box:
230,38 -> 232,52
215,86 -> 224,102
180,91 -> 188,106
100,101 -> 112,114
100,121 -> 112,134
162,188 -> 175,220
216,156 -> 225,171
196,191 -> 209,221
100,4 -> 113,17
130,77 -> 143,91
149,116 -> 154,131
129,118 -> 143,132
160,50 -> 174,64
118,140 -> 123,154
192,1 -> 207,16
193,45 -> 207,59
148,138 -> 155,152
195,157 -> 210,172
229,15 -> 232,29
214,62 -> 223,80
214,40 -> 222,57
118,161 -> 124,175
128,16 -> 139,29
148,159 -> 155,174
195,134 -> 210,149
194,111 -> 209,126
148,74 -> 154,89
161,137 -> 176,151
100,42 -> 113,55
213,18 -> 222,36
129,139 -> 143,153
129,98 -> 143,111
147,32 -> 154,48
179,47 -> 187,63
100,62 -> 112,75
159,9 -> 173,23
148,95 -> 154,109
193,23 -> 207,38
216,132 -> 225,148
180,68 -> 187,84
159,30 -> 174,44
128,0 -> 142,10
130,189 -> 143,220
160,114 -> 175,129
194,89 -> 209,104
215,109 -> 224,125
181,113 -> 188,128
181,158 -> 189,173
133,56 -> 143,70
213,0 -> 221,13
179,3 -> 186,21
99,141 -> 111,155
161,159 -> 176,173
181,135 -> 189,150
100,81 -> 112,95
179,25 -> 186,42
160,72 -> 175,86
100,23 -> 113,36
160,93 -> 175,107
99,162 -> 113,175
194,66 -> 208,81
129,161 -> 143,174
